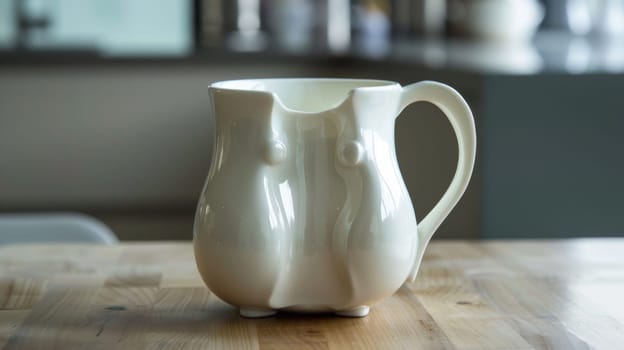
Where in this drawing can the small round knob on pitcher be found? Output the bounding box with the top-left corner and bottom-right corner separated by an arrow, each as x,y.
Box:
264,139 -> 288,164
338,140 -> 365,167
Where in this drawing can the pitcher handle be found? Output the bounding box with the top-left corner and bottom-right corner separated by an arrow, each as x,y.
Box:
398,81 -> 477,282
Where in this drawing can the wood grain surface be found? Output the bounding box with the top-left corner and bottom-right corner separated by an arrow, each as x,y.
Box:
1,239 -> 623,349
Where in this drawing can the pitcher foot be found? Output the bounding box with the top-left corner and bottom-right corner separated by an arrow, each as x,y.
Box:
335,306 -> 370,318
240,307 -> 276,318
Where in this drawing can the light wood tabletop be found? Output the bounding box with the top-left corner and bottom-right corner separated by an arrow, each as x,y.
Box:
1,239 -> 623,349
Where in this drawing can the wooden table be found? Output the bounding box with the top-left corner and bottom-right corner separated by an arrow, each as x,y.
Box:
1,240 -> 623,349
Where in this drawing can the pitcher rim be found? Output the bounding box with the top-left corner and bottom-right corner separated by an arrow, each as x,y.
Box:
209,78 -> 399,91
209,78 -> 400,115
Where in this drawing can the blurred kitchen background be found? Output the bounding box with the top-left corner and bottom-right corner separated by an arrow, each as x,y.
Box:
1,0 -> 623,241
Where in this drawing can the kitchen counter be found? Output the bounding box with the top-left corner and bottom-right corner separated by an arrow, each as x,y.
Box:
1,239 -> 623,349
3,31 -> 624,75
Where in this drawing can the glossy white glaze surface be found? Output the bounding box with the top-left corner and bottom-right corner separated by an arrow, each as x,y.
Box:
193,78 -> 476,316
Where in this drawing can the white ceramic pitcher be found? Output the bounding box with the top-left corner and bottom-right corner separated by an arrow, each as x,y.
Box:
194,78 -> 476,318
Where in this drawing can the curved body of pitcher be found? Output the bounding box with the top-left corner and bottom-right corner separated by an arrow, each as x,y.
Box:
194,79 -> 476,318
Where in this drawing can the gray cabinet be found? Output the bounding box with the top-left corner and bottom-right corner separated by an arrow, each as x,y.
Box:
2,55 -> 622,240
481,75 -> 624,238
